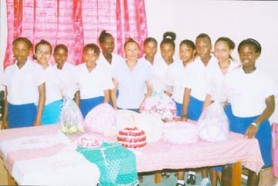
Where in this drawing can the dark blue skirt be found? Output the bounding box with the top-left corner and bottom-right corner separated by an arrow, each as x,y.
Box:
187,96 -> 203,121
80,96 -> 104,118
225,104 -> 272,168
8,102 -> 37,128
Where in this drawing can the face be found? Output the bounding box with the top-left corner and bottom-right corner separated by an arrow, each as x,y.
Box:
144,41 -> 157,59
35,44 -> 51,65
239,44 -> 259,68
161,43 -> 175,63
100,36 -> 115,54
83,49 -> 99,64
124,42 -> 140,61
179,44 -> 194,63
195,37 -> 212,60
12,41 -> 31,64
54,48 -> 68,67
214,41 -> 232,63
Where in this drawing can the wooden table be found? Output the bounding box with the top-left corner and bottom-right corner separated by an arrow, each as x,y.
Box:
0,125 -> 263,185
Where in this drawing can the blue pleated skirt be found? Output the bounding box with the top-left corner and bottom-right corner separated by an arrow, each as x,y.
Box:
187,96 -> 203,121
225,104 -> 272,168
80,96 -> 104,118
8,102 -> 37,128
41,99 -> 63,125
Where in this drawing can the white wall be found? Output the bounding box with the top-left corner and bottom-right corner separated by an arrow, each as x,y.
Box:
1,0 -> 278,121
145,0 -> 278,121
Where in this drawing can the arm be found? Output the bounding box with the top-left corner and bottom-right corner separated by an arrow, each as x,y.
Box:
2,86 -> 8,129
74,91 -> 81,107
164,85 -> 173,97
33,83 -> 45,126
103,89 -> 110,103
202,94 -> 212,111
245,95 -> 275,138
110,78 -> 118,110
181,88 -> 191,121
140,80 -> 152,107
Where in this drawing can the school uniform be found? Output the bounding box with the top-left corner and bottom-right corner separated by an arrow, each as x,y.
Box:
166,60 -> 188,116
184,56 -> 218,120
205,60 -> 240,103
2,60 -> 45,128
76,63 -> 114,118
112,59 -> 152,110
55,62 -> 78,99
41,66 -> 63,125
97,53 -> 123,73
205,60 -> 240,171
151,57 -> 174,94
224,68 -> 278,167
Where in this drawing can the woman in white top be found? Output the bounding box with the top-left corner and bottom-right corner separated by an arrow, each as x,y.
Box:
34,40 -> 63,125
2,37 -> 45,128
75,43 -> 114,118
181,33 -> 218,186
140,37 -> 158,66
223,38 -> 277,186
203,37 -> 240,186
53,44 -> 78,99
173,39 -> 196,186
111,38 -> 152,112
97,30 -> 123,71
152,32 -> 177,94
167,39 -> 195,116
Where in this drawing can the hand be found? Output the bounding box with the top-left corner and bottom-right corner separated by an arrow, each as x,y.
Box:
1,120 -> 8,129
180,115 -> 188,121
245,124 -> 258,139
33,119 -> 41,127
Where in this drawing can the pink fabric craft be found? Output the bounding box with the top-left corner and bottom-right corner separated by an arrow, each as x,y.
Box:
197,102 -> 229,142
162,121 -> 199,145
140,93 -> 177,122
85,103 -> 116,135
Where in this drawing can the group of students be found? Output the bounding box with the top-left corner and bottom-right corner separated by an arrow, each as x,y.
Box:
1,30 -> 277,186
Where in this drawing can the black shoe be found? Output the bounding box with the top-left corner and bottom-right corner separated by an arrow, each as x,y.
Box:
161,171 -> 171,178
176,183 -> 186,186
186,174 -> 196,185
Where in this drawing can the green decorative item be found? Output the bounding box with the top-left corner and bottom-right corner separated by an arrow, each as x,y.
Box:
77,142 -> 138,186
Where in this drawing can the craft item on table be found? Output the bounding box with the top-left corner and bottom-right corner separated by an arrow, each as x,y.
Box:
117,127 -> 147,149
12,151 -> 100,186
116,110 -> 163,142
85,103 -> 116,136
272,123 -> 278,178
59,98 -> 84,135
0,132 -> 70,159
135,113 -> 163,142
77,142 -> 138,186
140,92 -> 177,122
78,134 -> 102,149
162,121 -> 199,145
197,102 -> 229,142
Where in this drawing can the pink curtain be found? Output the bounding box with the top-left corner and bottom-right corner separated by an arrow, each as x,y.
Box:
4,0 -> 147,68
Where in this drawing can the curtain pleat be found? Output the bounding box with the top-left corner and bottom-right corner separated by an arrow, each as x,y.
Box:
4,0 -> 147,68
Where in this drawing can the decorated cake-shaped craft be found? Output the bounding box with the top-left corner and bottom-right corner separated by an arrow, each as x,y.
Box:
163,121 -> 199,145
117,127 -> 147,149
